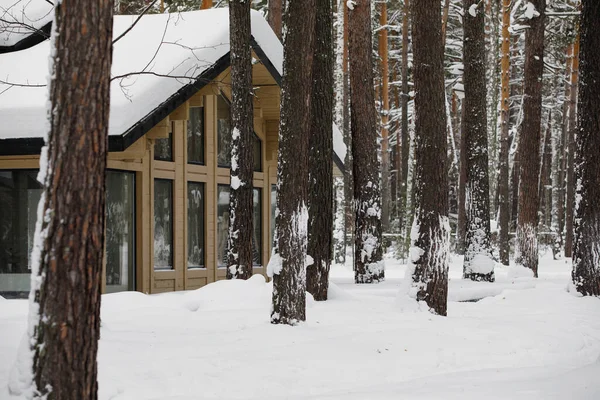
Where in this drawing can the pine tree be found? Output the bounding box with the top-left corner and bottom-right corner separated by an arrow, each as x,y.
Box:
571,0 -> 600,296
379,1 -> 391,232
307,0 -> 334,300
349,0 -> 385,283
227,0 -> 254,280
267,0 -> 283,39
269,0 -> 316,325
462,0 -> 494,282
27,0 -> 114,397
408,0 -> 449,315
516,0 -> 545,277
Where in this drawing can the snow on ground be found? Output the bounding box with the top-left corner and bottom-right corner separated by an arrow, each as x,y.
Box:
1,252 -> 599,399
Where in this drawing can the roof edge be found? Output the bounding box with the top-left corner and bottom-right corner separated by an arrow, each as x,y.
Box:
0,22 -> 51,54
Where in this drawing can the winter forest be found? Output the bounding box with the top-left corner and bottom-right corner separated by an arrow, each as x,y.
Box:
0,0 -> 599,398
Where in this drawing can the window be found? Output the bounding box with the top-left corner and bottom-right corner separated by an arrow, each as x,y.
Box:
154,179 -> 173,270
216,184 -> 263,268
187,106 -> 205,164
154,123 -> 173,162
0,170 -> 41,298
253,134 -> 262,172
105,171 -> 135,293
187,182 -> 205,268
271,184 -> 277,251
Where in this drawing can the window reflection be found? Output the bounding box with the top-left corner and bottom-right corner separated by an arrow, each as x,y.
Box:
187,106 -> 205,164
187,182 -> 205,268
154,179 -> 173,270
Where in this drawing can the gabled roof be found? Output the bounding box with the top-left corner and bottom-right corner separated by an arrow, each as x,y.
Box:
0,7 -> 346,171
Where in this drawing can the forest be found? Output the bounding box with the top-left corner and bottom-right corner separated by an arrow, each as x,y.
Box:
0,0 -> 599,399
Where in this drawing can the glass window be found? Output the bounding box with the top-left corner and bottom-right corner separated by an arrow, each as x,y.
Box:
105,171 -> 135,293
216,184 -> 262,268
271,184 -> 277,251
0,170 -> 41,298
187,106 -> 205,164
217,96 -> 232,168
154,179 -> 173,270
253,134 -> 262,172
154,123 -> 173,162
187,182 -> 205,268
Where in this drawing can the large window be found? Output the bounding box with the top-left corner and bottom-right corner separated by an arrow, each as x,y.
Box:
216,185 -> 263,268
187,106 -> 205,164
0,170 -> 41,298
154,179 -> 173,270
154,123 -> 173,162
187,182 -> 205,268
105,171 -> 135,293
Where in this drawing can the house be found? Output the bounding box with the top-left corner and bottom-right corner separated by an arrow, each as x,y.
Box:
0,7 -> 346,298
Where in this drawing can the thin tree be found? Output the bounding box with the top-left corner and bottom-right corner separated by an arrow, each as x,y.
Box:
269,0 -> 316,325
349,0 -> 385,283
307,0 -> 334,300
267,0 -> 283,40
25,0 -> 114,398
572,0 -> 600,296
201,0 -> 213,9
497,0 -> 511,265
408,0 -> 449,315
399,0 -> 410,237
379,1 -> 390,232
462,0 -> 494,282
516,0 -> 545,277
227,0 -> 254,280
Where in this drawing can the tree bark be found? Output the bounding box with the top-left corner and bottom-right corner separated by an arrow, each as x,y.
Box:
227,0 -> 254,280
399,0 -> 410,237
267,0 -> 284,40
408,0 -> 449,315
269,0 -> 316,325
462,0 -> 494,282
539,113 -> 553,229
28,0 -> 114,398
201,0 -> 213,9
497,0 -> 511,266
564,30 -> 580,258
572,0 -> 600,296
457,105 -> 467,255
379,1 -> 390,232
349,0 -> 384,283
307,0 -> 334,301
516,0 -> 545,277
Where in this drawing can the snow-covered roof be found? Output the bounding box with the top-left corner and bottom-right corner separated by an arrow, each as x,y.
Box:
0,0 -> 53,51
0,6 -> 346,169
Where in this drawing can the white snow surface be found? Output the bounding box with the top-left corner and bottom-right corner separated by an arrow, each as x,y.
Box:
0,0 -> 53,47
2,252 -> 600,399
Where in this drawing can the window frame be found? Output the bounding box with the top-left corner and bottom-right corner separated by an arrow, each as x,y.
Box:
187,181 -> 206,269
153,178 -> 174,271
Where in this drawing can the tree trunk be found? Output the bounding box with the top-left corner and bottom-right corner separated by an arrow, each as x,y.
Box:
379,1 -> 390,232
408,0 -> 449,316
267,0 -> 284,40
441,0 -> 451,48
462,0 -> 494,282
227,0 -> 254,280
269,0 -> 315,325
343,1 -> 353,261
349,0 -> 384,283
572,0 -> 600,296
307,0 -> 334,301
457,105 -> 467,255
497,0 -> 511,266
564,31 -> 580,258
201,0 -> 213,9
539,113 -> 553,229
399,0 -> 410,238
516,0 -> 545,277
28,0 -> 113,398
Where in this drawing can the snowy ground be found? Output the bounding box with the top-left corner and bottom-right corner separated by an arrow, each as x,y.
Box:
1,252 -> 600,399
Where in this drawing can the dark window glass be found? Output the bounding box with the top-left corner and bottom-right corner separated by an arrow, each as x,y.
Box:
216,184 -> 263,268
217,96 -> 232,168
154,123 -> 173,161
253,134 -> 262,172
154,179 -> 173,270
270,184 -> 277,251
105,171 -> 135,293
187,182 -> 205,268
187,106 -> 205,164
0,170 -> 41,298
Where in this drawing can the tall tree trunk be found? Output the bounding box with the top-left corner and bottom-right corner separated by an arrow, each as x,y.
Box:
267,0 -> 284,40
572,0 -> 600,296
399,0 -> 410,239
349,0 -> 384,283
27,0 -> 113,398
516,0 -> 545,277
227,0 -> 254,280
379,1 -> 390,232
564,30 -> 580,258
408,0 -> 449,315
343,1 -> 353,261
457,105 -> 467,255
462,0 -> 494,282
539,113 -> 553,229
269,0 -> 316,325
307,0 -> 334,301
497,0 -> 511,265
441,0 -> 451,48
201,0 -> 213,9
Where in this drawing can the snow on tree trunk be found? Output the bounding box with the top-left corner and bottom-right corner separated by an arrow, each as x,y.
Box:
307,0 -> 334,301
406,0 -> 450,316
269,0 -> 315,325
571,0 -> 600,297
516,0 -> 545,278
462,0 -> 494,282
333,177 -> 346,264
13,0 -> 114,398
227,0 -> 254,281
349,0 -> 385,284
